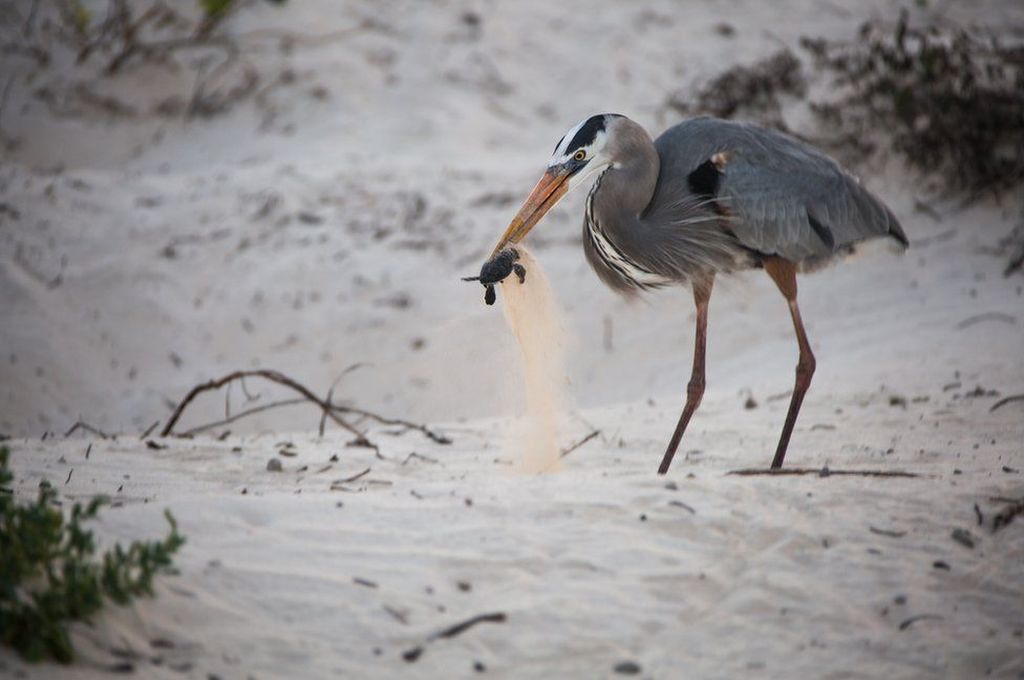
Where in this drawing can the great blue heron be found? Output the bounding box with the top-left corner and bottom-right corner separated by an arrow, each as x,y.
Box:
470,114 -> 908,474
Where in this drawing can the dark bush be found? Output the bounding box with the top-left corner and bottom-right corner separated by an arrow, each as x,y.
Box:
803,10 -> 1024,199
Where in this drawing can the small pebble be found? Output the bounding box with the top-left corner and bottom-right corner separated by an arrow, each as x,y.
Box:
951,528 -> 975,549
613,660 -> 642,675
266,458 -> 283,472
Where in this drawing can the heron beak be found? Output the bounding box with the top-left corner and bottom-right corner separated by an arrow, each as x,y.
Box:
490,168 -> 569,257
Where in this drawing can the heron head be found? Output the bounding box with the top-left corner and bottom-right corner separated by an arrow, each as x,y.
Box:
490,113 -> 622,256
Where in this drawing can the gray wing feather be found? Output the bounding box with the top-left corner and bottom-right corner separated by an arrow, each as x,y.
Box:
654,118 -> 907,262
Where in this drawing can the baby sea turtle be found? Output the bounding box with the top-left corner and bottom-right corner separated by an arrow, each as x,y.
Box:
462,247 -> 526,305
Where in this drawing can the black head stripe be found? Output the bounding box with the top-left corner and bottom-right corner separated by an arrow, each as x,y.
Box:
566,115 -> 609,153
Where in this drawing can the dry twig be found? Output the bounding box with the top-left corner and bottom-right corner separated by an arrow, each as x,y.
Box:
990,394 -> 1024,412
332,467 -> 371,486
339,405 -> 452,445
402,612 -> 507,663
161,370 -> 363,438
139,420 -> 160,439
728,467 -> 920,478
992,498 -> 1024,533
899,614 -> 943,631
955,312 -> 1016,330
560,430 -> 601,459
161,370 -> 449,451
64,420 -> 110,439
180,397 -> 308,436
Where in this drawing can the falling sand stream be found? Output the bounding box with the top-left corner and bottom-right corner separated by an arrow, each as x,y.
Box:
497,247 -> 569,473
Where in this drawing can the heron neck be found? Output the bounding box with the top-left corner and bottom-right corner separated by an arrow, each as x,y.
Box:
593,137 -> 661,230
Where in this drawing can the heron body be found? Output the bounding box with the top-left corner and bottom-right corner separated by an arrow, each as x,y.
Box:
483,113 -> 907,473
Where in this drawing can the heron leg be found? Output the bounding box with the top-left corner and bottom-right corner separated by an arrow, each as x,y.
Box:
763,258 -> 816,470
658,276 -> 714,475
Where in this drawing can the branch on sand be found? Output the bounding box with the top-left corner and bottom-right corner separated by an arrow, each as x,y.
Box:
339,406 -> 452,445
560,430 -> 601,459
63,420 -> 110,439
991,498 -> 1024,533
329,467 -> 371,490
990,394 -> 1024,412
402,612 -> 507,663
728,467 -> 920,478
899,614 -> 943,631
160,369 -> 450,448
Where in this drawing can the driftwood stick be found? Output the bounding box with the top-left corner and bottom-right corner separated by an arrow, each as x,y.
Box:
955,312 -> 1017,330
330,467 -> 372,490
992,498 -> 1024,533
560,430 -> 600,459
333,467 -> 371,485
64,420 -> 110,439
239,376 -> 259,402
162,369 -> 450,447
728,467 -> 920,478
319,386 -> 335,439
990,394 -> 1024,412
899,614 -> 943,631
402,612 -> 507,663
430,612 -> 507,641
139,420 -> 160,439
161,370 -> 363,438
180,398 -> 308,437
224,379 -> 232,419
319,363 -> 366,439
337,405 -> 452,445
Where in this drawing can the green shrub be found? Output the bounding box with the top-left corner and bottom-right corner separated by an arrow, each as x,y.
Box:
0,447 -> 184,663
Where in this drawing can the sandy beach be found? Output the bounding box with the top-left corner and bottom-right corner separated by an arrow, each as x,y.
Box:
1,1 -> 1022,678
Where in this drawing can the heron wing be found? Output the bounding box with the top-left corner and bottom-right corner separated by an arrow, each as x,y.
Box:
654,118 -> 907,262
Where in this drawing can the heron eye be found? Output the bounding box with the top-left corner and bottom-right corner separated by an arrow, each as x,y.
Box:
573,149 -> 586,161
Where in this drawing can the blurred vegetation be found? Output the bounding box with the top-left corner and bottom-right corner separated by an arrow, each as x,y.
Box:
0,447 -> 184,664
804,10 -> 1024,201
666,49 -> 807,132
1,0 -> 291,124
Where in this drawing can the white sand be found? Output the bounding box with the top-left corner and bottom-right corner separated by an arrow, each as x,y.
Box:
2,0 -> 1023,678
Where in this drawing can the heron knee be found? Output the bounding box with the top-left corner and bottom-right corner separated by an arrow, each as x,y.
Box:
795,352 -> 816,386
686,377 -> 705,405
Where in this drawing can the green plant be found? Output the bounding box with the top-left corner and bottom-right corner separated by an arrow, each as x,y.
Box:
0,447 -> 184,663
